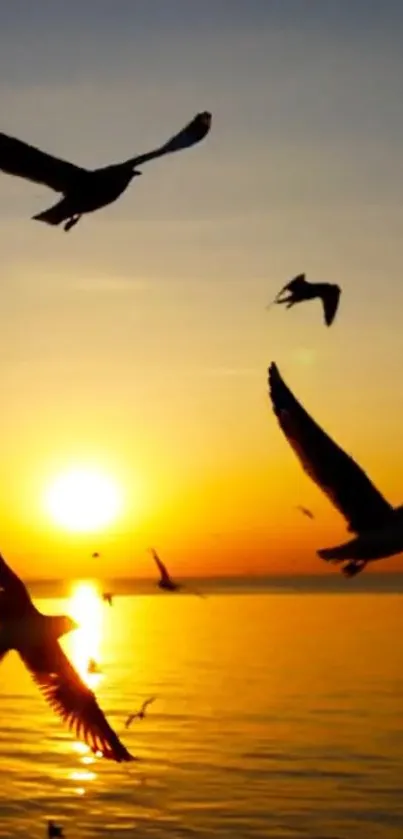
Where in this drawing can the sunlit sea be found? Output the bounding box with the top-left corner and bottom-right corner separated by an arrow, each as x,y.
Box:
0,576 -> 402,839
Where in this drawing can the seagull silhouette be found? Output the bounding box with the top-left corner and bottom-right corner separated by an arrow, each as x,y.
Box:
0,554 -> 134,760
269,274 -> 341,326
268,363 -> 402,577
148,548 -> 204,596
125,697 -> 156,729
296,505 -> 315,520
0,111 -> 211,231
87,658 -> 102,675
149,548 -> 181,592
47,822 -> 64,839
102,592 -> 113,606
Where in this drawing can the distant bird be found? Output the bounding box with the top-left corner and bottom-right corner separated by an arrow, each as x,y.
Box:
148,548 -> 205,597
0,111 -> 212,230
102,592 -> 113,606
149,548 -> 181,592
296,505 -> 315,520
125,697 -> 156,729
268,363 -> 403,578
87,658 -> 102,675
91,551 -> 100,559
47,822 -> 64,838
269,274 -> 341,326
0,554 -> 134,761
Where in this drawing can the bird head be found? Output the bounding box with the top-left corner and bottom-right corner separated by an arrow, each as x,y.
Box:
50,614 -> 79,639
63,615 -> 79,635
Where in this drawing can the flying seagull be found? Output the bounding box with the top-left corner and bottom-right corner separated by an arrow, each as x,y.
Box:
125,697 -> 156,729
268,274 -> 341,326
0,554 -> 134,761
268,363 -> 401,577
149,548 -> 181,592
87,658 -> 102,675
0,111 -> 212,231
102,592 -> 113,606
148,548 -> 204,596
296,505 -> 315,520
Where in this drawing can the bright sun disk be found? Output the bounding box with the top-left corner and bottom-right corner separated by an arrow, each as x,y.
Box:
45,467 -> 122,533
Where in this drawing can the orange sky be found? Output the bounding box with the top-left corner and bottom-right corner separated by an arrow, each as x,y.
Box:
1,2 -> 403,578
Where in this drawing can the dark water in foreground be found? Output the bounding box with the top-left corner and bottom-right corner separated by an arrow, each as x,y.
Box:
0,581 -> 402,838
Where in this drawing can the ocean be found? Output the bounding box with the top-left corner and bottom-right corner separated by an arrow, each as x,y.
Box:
0,577 -> 402,838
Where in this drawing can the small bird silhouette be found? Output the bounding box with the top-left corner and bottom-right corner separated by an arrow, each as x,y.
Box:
0,111 -> 211,230
102,592 -> 113,606
269,274 -> 341,326
296,505 -> 315,520
47,822 -> 64,838
149,548 -> 181,592
87,658 -> 102,675
125,697 -> 156,729
91,551 -> 100,559
148,548 -> 204,597
0,554 -> 133,761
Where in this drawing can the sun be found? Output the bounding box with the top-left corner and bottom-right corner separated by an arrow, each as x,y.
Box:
44,467 -> 122,533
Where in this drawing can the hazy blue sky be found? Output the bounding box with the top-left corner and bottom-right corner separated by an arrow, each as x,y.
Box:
1,1 -> 403,577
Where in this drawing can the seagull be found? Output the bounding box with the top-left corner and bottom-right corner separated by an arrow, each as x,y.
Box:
125,697 -> 156,729
47,822 -> 64,838
268,274 -> 341,326
149,548 -> 181,592
0,111 -> 212,231
268,363 -> 402,577
0,554 -> 134,761
296,505 -> 315,520
102,592 -> 113,606
148,548 -> 204,596
87,658 -> 102,675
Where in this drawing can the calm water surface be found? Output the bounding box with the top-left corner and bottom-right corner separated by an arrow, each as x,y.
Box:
0,587 -> 402,838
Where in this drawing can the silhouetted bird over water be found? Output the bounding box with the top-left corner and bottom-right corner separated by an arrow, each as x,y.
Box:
268,363 -> 403,577
0,111 -> 212,230
47,821 -> 64,838
149,548 -> 181,592
125,697 -> 156,728
149,547 -> 204,596
269,273 -> 341,326
0,554 -> 134,761
87,658 -> 102,675
296,505 -> 315,520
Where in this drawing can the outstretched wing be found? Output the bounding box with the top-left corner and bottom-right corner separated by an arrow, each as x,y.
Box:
268,363 -> 394,534
127,111 -> 211,168
149,548 -> 171,584
0,133 -> 86,192
141,696 -> 156,714
0,554 -> 32,618
19,639 -> 134,762
321,284 -> 341,326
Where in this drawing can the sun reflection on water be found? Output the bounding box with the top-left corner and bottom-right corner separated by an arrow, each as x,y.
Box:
68,581 -> 104,689
66,582 -> 106,792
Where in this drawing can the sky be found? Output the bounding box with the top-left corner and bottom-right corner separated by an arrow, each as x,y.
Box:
1,0 -> 403,579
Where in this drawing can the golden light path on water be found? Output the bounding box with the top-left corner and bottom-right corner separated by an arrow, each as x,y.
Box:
66,581 -> 105,794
